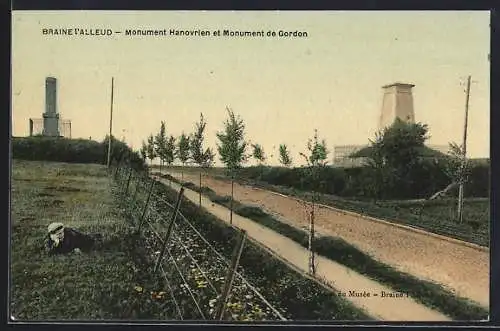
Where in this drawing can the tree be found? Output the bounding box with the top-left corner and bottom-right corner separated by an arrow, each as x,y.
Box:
202,148 -> 215,168
251,143 -> 266,165
446,142 -> 471,187
251,143 -> 266,180
366,118 -> 430,199
363,131 -> 390,199
302,129 -> 329,167
278,144 -> 292,167
216,107 -> 248,224
146,134 -> 156,171
190,113 -> 215,206
428,142 -> 471,201
155,121 -> 167,174
374,118 -> 428,167
298,129 -> 329,277
139,140 -> 147,162
177,132 -> 191,181
164,135 -> 176,166
299,129 -> 330,198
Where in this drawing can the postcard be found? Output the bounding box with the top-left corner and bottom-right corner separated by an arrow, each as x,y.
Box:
10,10 -> 490,323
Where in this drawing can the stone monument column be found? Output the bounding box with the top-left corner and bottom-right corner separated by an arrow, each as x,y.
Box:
42,77 -> 60,137
379,82 -> 415,131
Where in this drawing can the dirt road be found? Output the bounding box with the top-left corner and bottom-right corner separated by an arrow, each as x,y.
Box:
154,175 -> 450,321
165,171 -> 489,308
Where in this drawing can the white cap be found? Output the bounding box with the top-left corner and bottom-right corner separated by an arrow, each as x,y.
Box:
47,222 -> 64,234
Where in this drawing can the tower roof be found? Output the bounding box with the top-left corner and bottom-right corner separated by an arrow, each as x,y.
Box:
382,82 -> 415,89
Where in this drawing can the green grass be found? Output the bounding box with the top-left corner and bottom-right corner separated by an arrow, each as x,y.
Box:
160,174 -> 489,321
10,160 -> 170,320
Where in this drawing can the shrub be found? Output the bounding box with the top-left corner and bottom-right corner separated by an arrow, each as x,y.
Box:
12,136 -> 147,172
237,161 -> 488,200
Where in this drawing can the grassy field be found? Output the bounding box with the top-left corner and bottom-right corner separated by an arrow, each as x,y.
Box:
158,165 -> 489,247
10,160 -> 169,320
158,174 -> 489,321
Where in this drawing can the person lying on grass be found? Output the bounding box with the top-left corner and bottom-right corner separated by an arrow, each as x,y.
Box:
44,222 -> 102,255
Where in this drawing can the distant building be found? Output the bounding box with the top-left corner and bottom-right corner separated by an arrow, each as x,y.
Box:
332,145 -> 369,168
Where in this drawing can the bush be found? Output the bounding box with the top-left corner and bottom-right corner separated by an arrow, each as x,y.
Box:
237,160 -> 489,200
181,182 -> 198,190
211,195 -> 232,204
464,163 -> 490,197
200,186 -> 216,195
12,136 -> 147,172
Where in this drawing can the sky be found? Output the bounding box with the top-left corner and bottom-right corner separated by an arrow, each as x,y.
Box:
11,10 -> 490,166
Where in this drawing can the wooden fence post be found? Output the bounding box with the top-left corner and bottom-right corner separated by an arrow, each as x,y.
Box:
108,158 -> 115,175
215,229 -> 247,320
114,157 -> 123,179
113,149 -> 127,178
137,179 -> 155,231
153,187 -> 185,273
125,168 -> 133,195
131,175 -> 141,204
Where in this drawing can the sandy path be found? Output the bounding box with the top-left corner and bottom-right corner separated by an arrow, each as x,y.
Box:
154,175 -> 450,321
165,171 -> 489,308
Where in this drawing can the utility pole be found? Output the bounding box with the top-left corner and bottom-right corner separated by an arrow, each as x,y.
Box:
107,77 -> 115,168
457,75 -> 471,223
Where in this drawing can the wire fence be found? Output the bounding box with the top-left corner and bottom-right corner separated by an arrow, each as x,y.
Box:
110,159 -> 287,322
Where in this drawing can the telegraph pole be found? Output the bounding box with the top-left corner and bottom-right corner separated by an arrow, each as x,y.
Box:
107,77 -> 115,168
457,75 -> 471,223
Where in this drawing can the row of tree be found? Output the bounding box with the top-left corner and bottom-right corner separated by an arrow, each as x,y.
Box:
138,107 -> 326,174
140,113 -> 214,176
